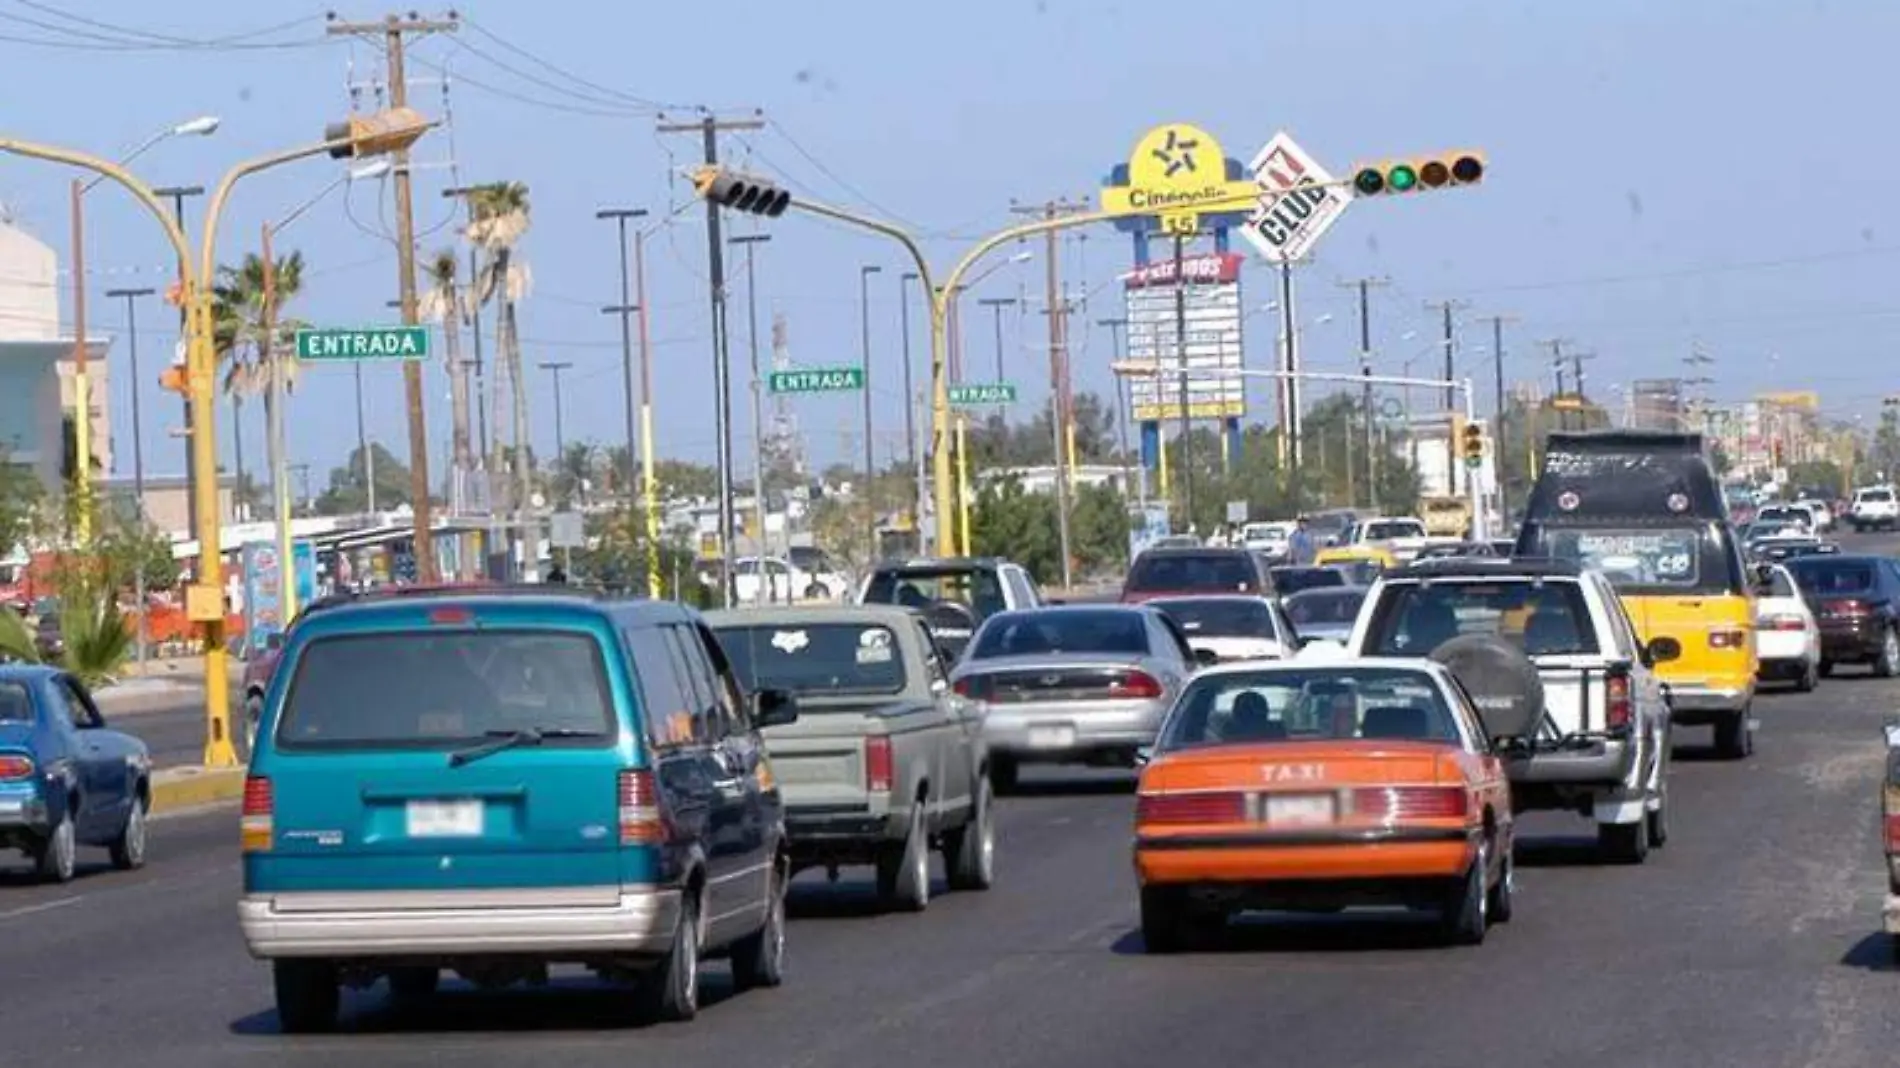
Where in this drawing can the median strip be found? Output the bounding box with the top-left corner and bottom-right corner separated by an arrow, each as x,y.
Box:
151,765 -> 248,814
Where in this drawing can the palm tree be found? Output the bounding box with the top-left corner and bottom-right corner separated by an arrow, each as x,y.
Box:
212,251 -> 308,515
465,182 -> 532,535
420,248 -> 472,510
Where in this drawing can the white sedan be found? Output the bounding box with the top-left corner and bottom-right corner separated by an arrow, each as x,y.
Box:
1754,562 -> 1820,691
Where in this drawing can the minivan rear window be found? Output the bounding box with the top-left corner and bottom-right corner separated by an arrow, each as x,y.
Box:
1126,552 -> 1259,593
276,630 -> 616,750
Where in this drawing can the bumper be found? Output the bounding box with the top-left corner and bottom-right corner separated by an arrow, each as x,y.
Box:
1664,682 -> 1752,721
0,794 -> 49,835
1502,735 -> 1635,787
238,885 -> 681,960
1819,624 -> 1881,662
1755,631 -> 1813,664
1886,893 -> 1900,935
1136,827 -> 1477,884
983,702 -> 1164,763
784,805 -> 902,857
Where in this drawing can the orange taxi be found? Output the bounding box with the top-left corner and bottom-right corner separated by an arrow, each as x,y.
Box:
1134,659 -> 1514,950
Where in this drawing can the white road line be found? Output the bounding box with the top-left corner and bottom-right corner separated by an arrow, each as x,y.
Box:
0,895 -> 83,922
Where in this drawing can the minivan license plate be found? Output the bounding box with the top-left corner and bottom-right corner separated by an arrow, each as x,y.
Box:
406,799 -> 482,838
1266,794 -> 1335,827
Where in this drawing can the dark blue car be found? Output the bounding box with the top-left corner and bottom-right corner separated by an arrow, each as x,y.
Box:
0,665 -> 152,882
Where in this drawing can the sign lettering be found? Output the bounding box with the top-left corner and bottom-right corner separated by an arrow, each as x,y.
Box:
295,326 -> 430,362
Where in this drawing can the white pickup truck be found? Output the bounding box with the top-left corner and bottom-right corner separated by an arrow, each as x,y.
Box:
1338,556 -> 1676,864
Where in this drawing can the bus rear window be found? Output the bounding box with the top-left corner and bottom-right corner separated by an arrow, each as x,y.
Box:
1543,528 -> 1702,590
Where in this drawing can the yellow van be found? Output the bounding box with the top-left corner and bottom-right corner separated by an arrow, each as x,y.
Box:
1515,431 -> 1757,759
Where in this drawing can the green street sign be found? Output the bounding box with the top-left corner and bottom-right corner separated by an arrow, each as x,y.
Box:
949,382 -> 1017,406
295,326 -> 430,362
769,366 -> 863,394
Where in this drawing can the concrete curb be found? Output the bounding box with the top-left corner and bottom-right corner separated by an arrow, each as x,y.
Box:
151,765 -> 247,814
96,685 -> 208,717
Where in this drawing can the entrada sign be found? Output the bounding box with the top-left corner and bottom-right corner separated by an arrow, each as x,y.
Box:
294,326 -> 430,361
769,366 -> 864,394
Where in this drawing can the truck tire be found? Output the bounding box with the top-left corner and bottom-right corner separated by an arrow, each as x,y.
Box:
876,805 -> 931,912
1714,707 -> 1753,760
1598,818 -> 1648,864
944,777 -> 995,891
1429,634 -> 1546,740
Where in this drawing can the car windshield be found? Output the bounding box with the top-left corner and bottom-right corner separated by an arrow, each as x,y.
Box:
1126,552 -> 1259,593
969,610 -> 1151,659
1746,521 -> 1793,541
1758,507 -> 1809,525
862,568 -> 1006,619
1365,580 -> 1600,657
1151,598 -> 1274,639
1543,528 -> 1702,589
715,623 -> 906,698
1284,589 -> 1367,627
276,630 -> 616,750
1790,560 -> 1877,595
1157,667 -> 1459,752
0,682 -> 31,723
1365,520 -> 1425,540
1269,567 -> 1345,594
1861,490 -> 1894,503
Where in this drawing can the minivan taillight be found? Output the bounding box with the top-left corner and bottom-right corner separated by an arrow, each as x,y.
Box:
618,769 -> 665,844
240,775 -> 273,853
1606,669 -> 1633,731
865,736 -> 894,794
0,753 -> 33,781
1708,629 -> 1748,649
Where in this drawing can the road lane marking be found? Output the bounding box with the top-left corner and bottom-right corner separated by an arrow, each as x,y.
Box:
0,896 -> 82,922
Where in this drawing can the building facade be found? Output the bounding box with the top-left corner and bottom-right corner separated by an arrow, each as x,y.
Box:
0,212 -> 112,495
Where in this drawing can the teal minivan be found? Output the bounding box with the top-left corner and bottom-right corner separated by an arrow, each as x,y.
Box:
238,588 -> 797,1032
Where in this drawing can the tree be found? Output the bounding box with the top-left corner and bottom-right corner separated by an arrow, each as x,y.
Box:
420,248 -> 474,495
967,476 -> 1131,585
655,459 -> 719,500
212,250 -> 308,507
965,390 -> 1120,469
1785,460 -> 1844,497
314,443 -> 412,514
0,451 -> 42,558
1709,445 -> 1733,478
567,506 -> 702,601
12,482 -> 157,685
551,441 -> 594,506
466,181 -> 533,520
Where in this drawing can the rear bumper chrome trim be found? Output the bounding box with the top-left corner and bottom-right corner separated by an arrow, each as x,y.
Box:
1663,683 -> 1752,714
239,884 -> 680,959
1137,827 -> 1473,849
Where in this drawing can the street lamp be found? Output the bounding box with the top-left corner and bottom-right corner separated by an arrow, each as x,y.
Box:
730,232 -> 772,592
859,264 -> 882,564
104,285 -> 155,665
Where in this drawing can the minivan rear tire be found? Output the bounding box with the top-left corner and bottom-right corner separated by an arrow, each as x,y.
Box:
273,960 -> 340,1033
636,894 -> 700,1023
730,861 -> 786,992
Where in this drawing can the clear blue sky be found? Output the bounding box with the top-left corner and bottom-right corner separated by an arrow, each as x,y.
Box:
0,0 -> 1891,485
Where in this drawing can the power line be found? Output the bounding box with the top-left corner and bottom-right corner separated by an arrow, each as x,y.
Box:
0,4 -> 327,50
459,15 -> 681,111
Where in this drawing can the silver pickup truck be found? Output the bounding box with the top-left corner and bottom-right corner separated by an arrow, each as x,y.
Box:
706,605 -> 994,912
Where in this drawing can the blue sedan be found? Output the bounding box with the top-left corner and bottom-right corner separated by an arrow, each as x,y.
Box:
0,665 -> 151,882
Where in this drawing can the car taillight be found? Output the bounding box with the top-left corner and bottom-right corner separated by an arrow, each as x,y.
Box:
1604,668 -> 1634,731
865,736 -> 894,794
1108,671 -> 1163,700
1708,629 -> 1748,649
1758,614 -> 1807,632
1887,812 -> 1900,854
240,775 -> 273,853
0,753 -> 33,781
1137,790 -> 1245,825
1353,786 -> 1469,821
1832,600 -> 1870,617
952,676 -> 991,701
619,769 -> 665,844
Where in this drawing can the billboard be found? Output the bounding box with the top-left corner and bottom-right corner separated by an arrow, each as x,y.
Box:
241,539 -> 318,654
1123,252 -> 1245,422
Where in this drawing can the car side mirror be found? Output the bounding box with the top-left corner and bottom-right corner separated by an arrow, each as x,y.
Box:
1645,636 -> 1682,665
1192,647 -> 1221,668
1134,745 -> 1153,767
752,687 -> 798,728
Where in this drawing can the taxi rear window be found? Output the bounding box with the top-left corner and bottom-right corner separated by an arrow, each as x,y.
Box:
1158,667 -> 1458,752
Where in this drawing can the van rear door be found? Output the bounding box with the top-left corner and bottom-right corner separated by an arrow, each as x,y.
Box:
247,612 -> 641,898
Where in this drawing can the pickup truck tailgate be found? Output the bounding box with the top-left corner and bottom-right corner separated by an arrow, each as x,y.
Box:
765,718 -> 876,809
1535,662 -> 1607,736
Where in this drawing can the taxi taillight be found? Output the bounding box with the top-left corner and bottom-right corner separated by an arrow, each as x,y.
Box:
1353,786 -> 1468,821
240,775 -> 273,853
1136,791 -> 1245,825
619,769 -> 665,845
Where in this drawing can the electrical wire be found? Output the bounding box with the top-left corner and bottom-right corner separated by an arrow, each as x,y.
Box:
404,47 -> 647,119
0,5 -> 326,51
461,15 -> 685,112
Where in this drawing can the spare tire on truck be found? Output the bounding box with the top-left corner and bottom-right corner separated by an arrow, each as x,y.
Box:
1428,634 -> 1546,740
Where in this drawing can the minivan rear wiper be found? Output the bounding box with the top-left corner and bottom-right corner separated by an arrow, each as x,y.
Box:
449,728 -> 545,767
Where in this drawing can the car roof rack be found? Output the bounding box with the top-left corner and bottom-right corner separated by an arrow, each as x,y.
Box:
307,583 -> 610,612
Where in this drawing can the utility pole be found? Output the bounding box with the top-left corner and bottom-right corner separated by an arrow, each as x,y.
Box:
858,264 -> 883,565
596,207 -> 648,505
539,361 -> 573,478
1425,299 -> 1469,497
1474,314 -> 1517,523
154,185 -> 203,546
1099,316 -> 1138,511
1012,198 -> 1085,580
1542,338 -> 1571,430
1340,277 -> 1389,510
107,287 -> 155,662
659,110 -> 765,607
898,272 -> 922,532
978,297 -> 1016,384
731,233 -> 771,588
328,12 -> 457,582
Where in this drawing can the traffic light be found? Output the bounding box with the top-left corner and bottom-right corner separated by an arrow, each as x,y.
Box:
1462,422 -> 1484,467
1352,151 -> 1485,197
691,167 -> 791,217
324,106 -> 429,159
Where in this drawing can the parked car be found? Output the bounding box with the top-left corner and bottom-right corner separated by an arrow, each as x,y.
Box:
1281,586 -> 1370,647
731,555 -> 849,604
1788,554 -> 1900,677
1795,498 -> 1835,533
707,605 -> 993,910
0,665 -> 150,882
949,605 -> 1210,791
1346,557 -> 1674,863
1147,595 -> 1298,663
1133,659 -> 1515,950
1751,562 -> 1819,691
857,557 -> 1041,663
1121,547 -> 1273,603
1238,521 -> 1294,560
239,589 -> 798,1031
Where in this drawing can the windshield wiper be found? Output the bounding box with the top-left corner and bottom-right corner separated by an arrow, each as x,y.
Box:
449,728 -> 545,767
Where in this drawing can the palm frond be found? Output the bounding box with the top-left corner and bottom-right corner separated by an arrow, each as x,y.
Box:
57,590 -> 130,688
0,606 -> 40,666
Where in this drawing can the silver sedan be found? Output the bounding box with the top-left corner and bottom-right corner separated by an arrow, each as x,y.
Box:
949,605 -> 1210,792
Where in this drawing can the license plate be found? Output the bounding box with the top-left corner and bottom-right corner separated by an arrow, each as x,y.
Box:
0,798 -> 22,816
1266,793 -> 1336,827
1026,725 -> 1076,749
405,799 -> 483,838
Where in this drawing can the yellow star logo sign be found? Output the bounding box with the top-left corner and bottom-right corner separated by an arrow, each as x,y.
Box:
1100,123 -> 1257,235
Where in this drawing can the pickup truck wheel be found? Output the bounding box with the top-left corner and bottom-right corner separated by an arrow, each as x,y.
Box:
1598,818 -> 1649,864
1440,842 -> 1489,946
1794,657 -> 1818,693
730,861 -> 786,991
1646,783 -> 1670,850
876,806 -> 931,912
945,777 -> 995,891
273,960 -> 340,1033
